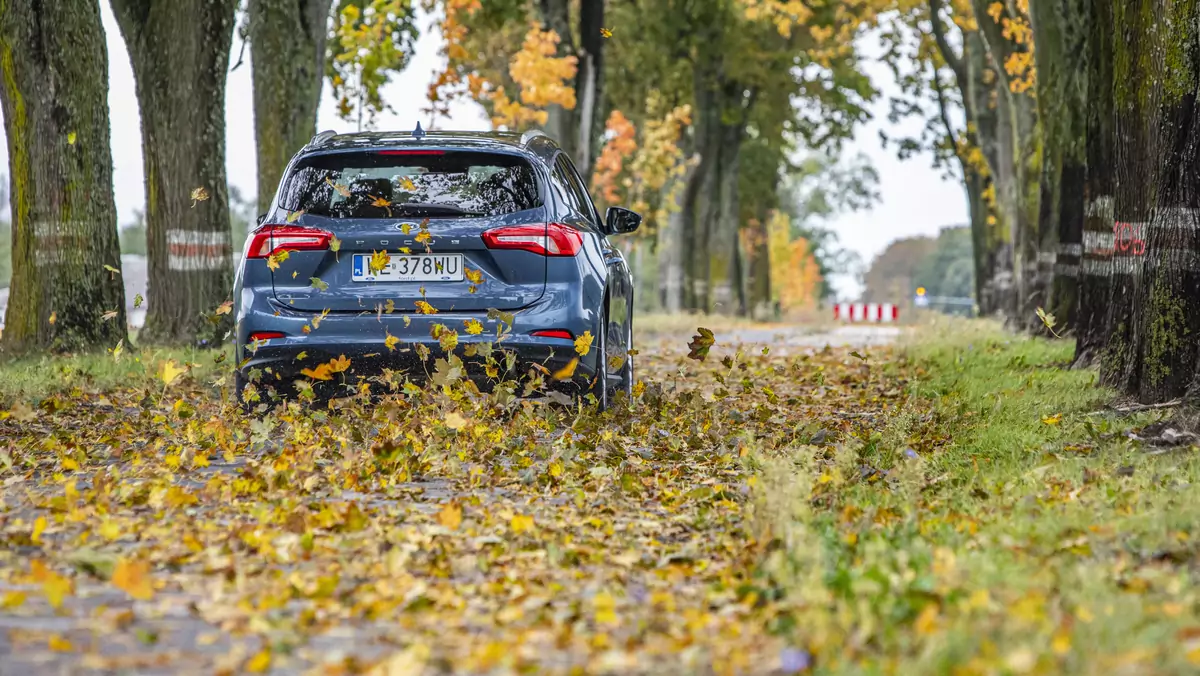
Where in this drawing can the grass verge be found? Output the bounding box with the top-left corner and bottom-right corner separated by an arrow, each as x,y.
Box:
753,316 -> 1200,674
0,342 -> 233,404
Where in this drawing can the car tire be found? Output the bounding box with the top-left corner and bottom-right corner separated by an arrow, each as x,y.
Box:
617,310 -> 634,401
590,315 -> 610,411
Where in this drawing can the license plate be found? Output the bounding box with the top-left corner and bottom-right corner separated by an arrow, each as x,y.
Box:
351,254 -> 464,282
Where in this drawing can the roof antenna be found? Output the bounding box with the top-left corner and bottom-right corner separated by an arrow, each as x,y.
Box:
412,121 -> 426,139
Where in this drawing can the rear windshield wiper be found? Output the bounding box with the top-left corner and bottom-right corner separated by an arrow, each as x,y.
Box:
394,203 -> 485,217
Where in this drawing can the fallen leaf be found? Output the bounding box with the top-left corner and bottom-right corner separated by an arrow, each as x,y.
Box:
190,186 -> 210,207
111,558 -> 154,600
437,502 -> 463,530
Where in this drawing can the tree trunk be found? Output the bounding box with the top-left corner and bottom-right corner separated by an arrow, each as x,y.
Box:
1030,0 -> 1088,333
1131,0 -> 1200,403
1074,0 -> 1115,367
658,161 -> 692,314
538,0 -> 605,178
0,0 -> 127,354
248,0 -> 333,216
111,0 -> 239,345
971,0 -> 1040,327
1100,0 -> 1158,392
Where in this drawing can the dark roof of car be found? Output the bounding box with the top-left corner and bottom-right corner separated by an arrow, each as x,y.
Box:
305,129 -> 557,154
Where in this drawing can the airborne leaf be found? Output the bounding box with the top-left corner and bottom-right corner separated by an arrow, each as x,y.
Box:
687,327 -> 716,361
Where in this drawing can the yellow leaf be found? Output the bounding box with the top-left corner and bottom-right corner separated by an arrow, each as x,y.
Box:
553,358 -> 579,381
287,209 -> 306,223
245,650 -> 272,674
67,131 -> 77,145
101,310 -> 119,322
1052,632 -> 1071,655
914,603 -> 939,636
574,331 -> 594,356
463,319 -> 484,335
415,300 -> 438,315
510,514 -> 534,534
1042,413 -> 1062,425
190,186 -> 210,206
98,519 -> 121,541
301,363 -> 334,381
215,300 -> 233,315
1,591 -> 26,609
465,267 -> 484,285
32,515 -> 47,544
326,177 -> 351,197
111,558 -> 155,600
267,249 -> 290,271
600,27 -> 613,38
399,177 -> 416,191
437,502 -> 463,530
593,590 -> 618,626
48,634 -> 73,652
48,311 -> 56,325
385,332 -> 400,352
160,360 -> 186,386
329,354 -> 351,373
369,250 -> 391,275
32,560 -> 72,609
444,412 -> 467,430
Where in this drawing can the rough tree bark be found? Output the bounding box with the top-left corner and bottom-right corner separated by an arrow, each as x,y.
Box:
1073,0 -> 1114,367
248,0 -> 333,216
1130,0 -> 1200,403
1100,0 -> 1160,392
538,0 -> 605,179
1029,0 -> 1088,333
110,0 -> 239,345
0,0 -> 127,354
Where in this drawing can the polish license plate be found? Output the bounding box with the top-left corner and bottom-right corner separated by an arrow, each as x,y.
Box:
351,254 -> 464,282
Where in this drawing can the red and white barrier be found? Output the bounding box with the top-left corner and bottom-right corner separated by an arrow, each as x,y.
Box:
834,303 -> 898,322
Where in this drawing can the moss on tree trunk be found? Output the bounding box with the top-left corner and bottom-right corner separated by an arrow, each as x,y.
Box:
111,0 -> 239,345
0,0 -> 128,354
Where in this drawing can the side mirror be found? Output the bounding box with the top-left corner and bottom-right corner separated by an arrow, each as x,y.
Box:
256,213 -> 267,226
605,206 -> 642,234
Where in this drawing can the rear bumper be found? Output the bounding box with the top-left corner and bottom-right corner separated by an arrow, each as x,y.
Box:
234,285 -> 600,389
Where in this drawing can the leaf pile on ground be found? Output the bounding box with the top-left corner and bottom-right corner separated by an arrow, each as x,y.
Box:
0,332 -> 905,674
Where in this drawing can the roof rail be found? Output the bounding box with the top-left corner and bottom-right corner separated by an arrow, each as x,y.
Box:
520,129 -> 549,146
308,129 -> 338,147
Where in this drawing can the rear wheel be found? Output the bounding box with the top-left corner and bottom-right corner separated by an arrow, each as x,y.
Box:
589,317 -> 610,411
617,310 -> 634,401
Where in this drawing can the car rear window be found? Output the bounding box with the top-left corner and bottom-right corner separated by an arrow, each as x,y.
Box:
278,150 -> 541,218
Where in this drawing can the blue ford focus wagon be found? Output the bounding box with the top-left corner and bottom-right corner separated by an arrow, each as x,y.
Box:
232,127 -> 641,409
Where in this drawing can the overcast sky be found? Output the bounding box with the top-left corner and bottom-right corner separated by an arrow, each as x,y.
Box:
0,5 -> 966,300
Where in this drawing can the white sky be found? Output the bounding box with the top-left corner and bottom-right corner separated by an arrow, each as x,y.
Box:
0,5 -> 966,301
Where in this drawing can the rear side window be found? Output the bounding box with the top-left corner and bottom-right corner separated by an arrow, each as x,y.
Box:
278,150 -> 541,218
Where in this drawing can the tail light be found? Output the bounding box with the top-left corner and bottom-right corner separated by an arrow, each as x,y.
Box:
246,225 -> 332,259
531,329 -> 573,339
482,223 -> 582,256
249,331 -> 286,341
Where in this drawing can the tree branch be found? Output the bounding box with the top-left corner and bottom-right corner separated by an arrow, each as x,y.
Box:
927,0 -> 967,91
929,60 -> 962,171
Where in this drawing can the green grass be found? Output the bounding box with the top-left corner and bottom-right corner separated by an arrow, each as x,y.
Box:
753,317 -> 1200,674
0,341 -> 234,403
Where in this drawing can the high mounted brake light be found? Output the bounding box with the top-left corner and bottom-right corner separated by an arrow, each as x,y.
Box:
481,223 -> 583,257
375,149 -> 445,156
246,225 -> 333,259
